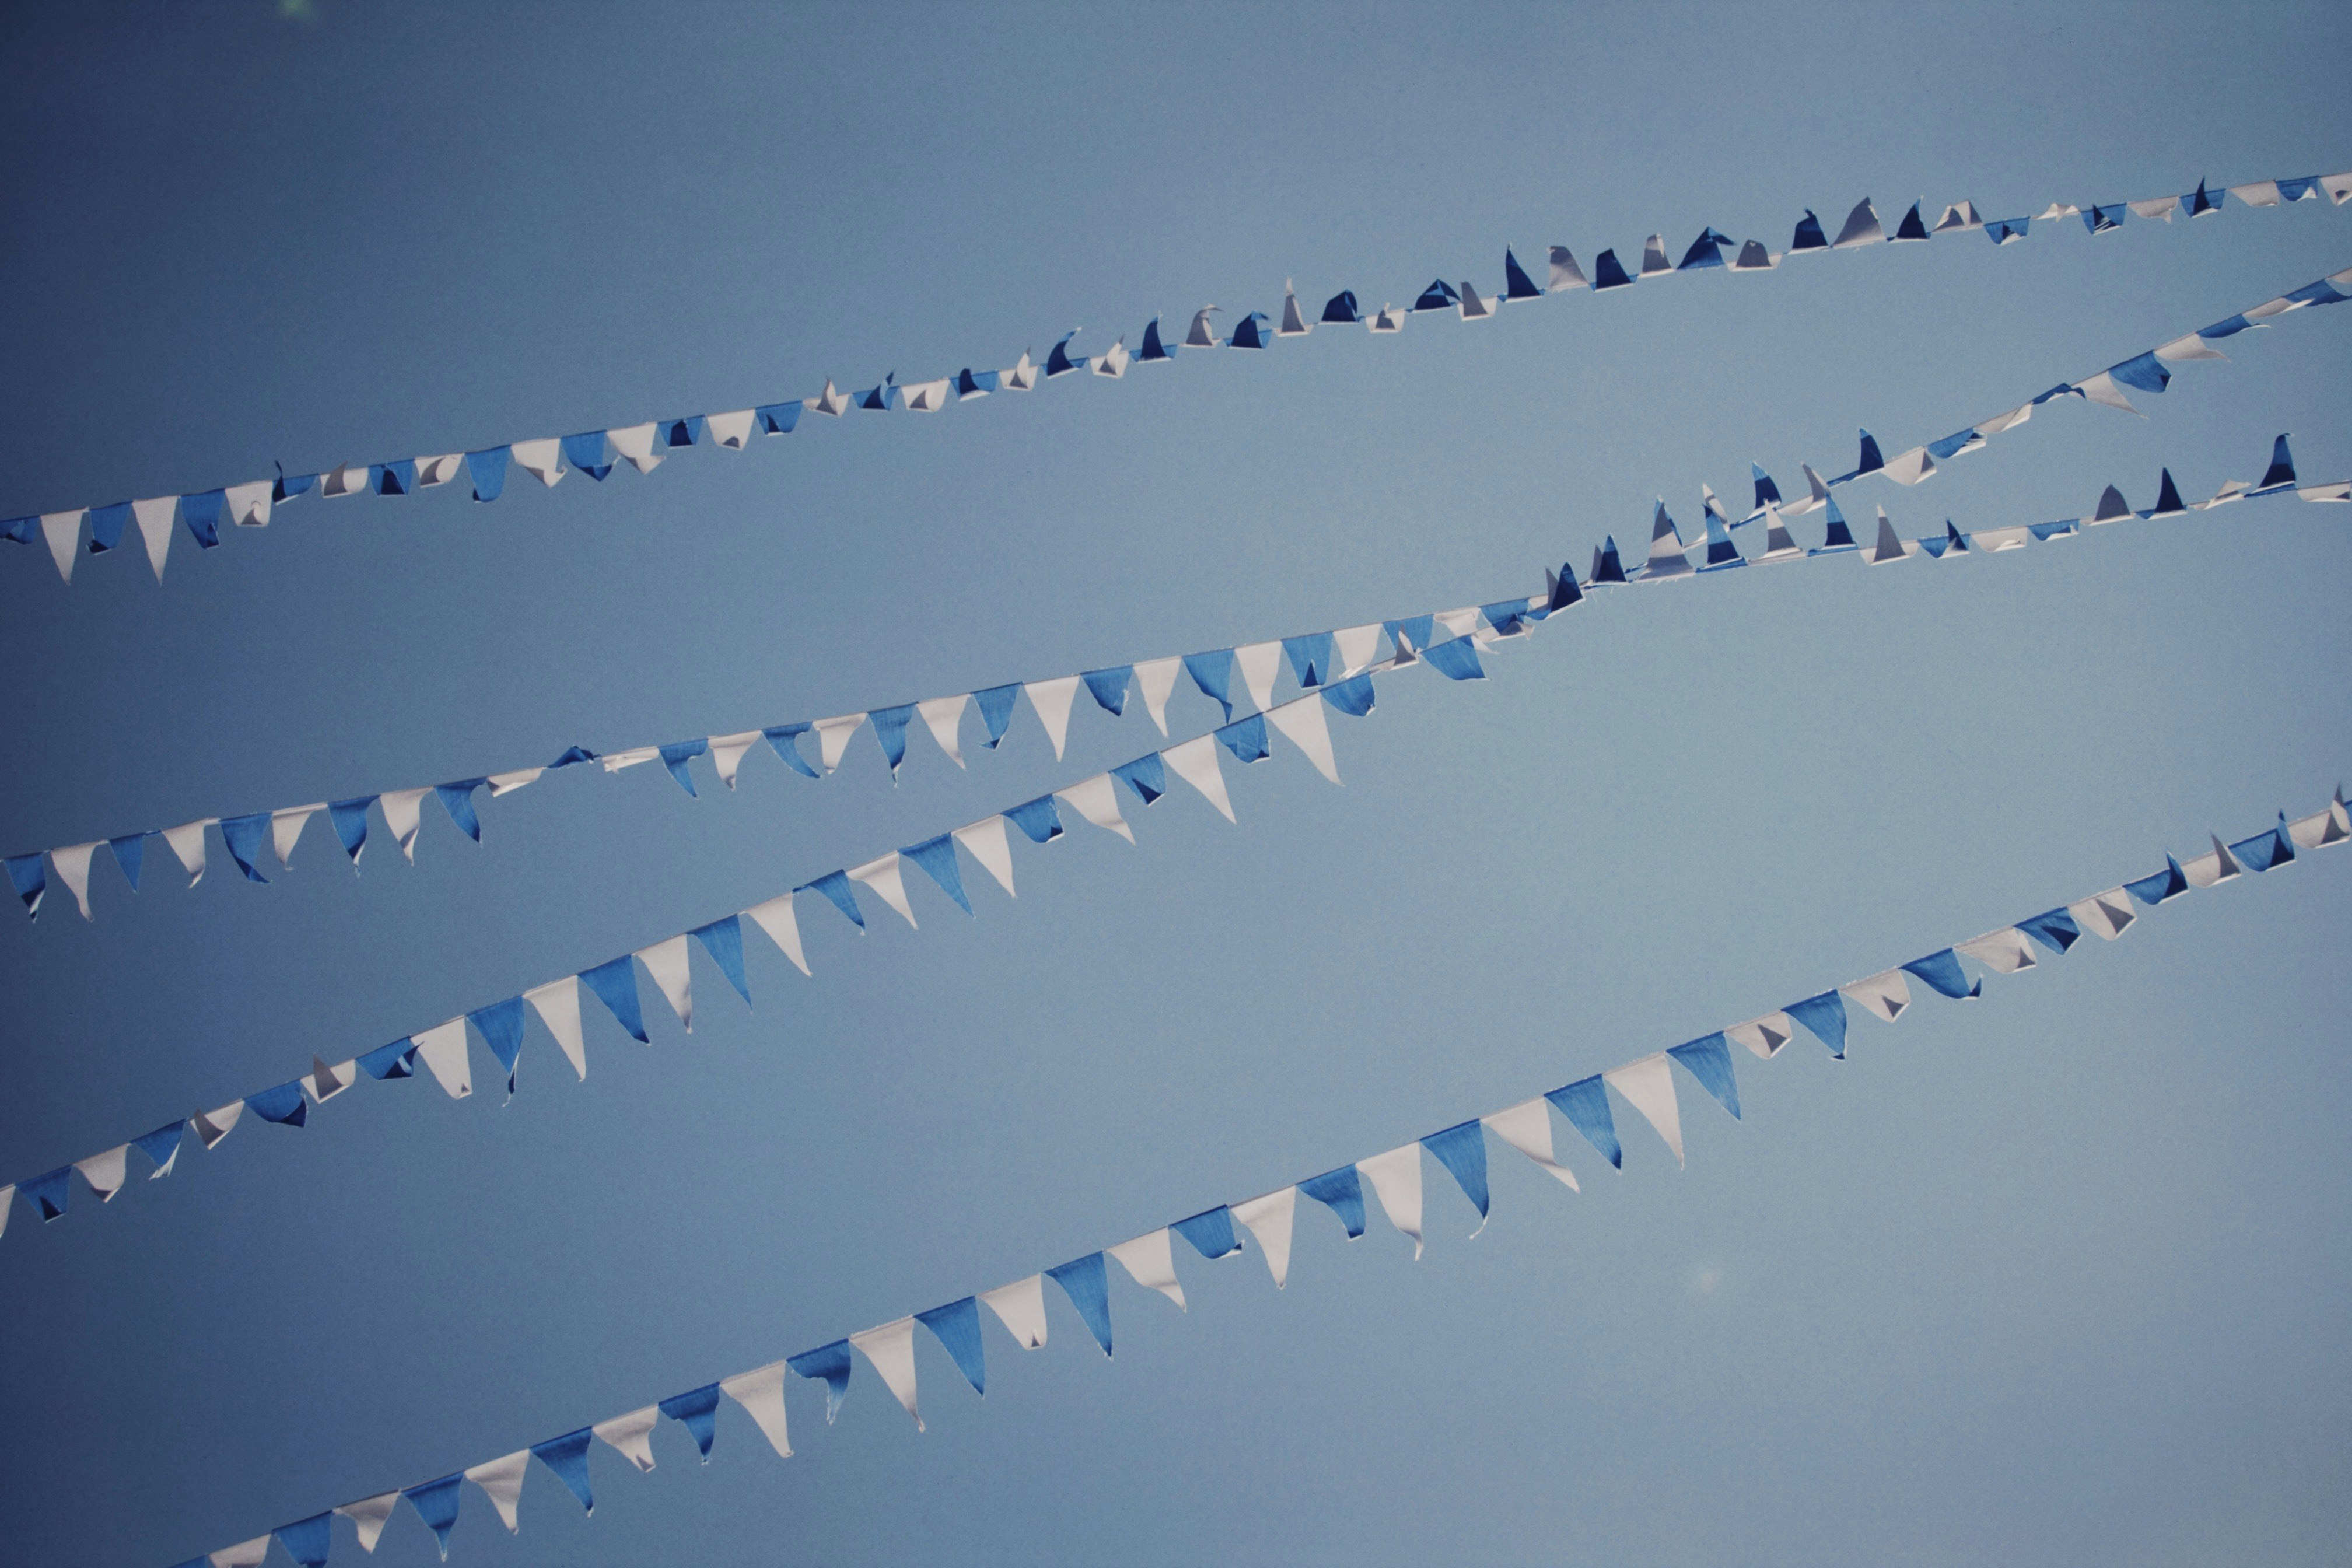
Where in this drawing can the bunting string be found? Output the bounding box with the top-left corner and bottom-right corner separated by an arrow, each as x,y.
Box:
152,790 -> 2348,1568
8,170 -> 2347,590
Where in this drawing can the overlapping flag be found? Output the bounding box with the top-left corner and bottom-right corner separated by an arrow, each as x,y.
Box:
152,792 -> 2347,1568
7,170 -> 2346,589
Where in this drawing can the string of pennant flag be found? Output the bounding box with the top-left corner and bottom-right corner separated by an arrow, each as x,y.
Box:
10,240 -> 2350,924
8,169 -> 2348,589
153,790 -> 2349,1568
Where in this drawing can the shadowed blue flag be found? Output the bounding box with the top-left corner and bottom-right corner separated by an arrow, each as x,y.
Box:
1420,638 -> 1484,681
1005,795 -> 1063,844
1174,1205 -> 1241,1258
466,447 -> 509,502
901,836 -> 972,915
435,780 -> 487,842
273,1514 -> 332,1568
561,432 -> 612,480
1668,1034 -> 1741,1118
1082,665 -> 1132,716
789,1341 -> 855,1422
1228,312 -> 1271,348
2230,815 -> 2294,872
1282,632 -> 1336,687
1112,753 -> 1167,805
1138,318 -> 1175,360
1215,713 -> 1270,762
974,684 -> 1023,750
1503,248 -> 1542,298
1787,991 -> 1849,1058
802,869 -> 866,930
659,740 -> 707,797
1321,290 -> 1364,323
133,1122 -> 183,1174
1048,1253 -> 1114,1355
764,723 -> 820,779
531,1429 -> 596,1514
870,705 -> 917,776
1791,209 -> 1828,250
402,1475 -> 464,1558
108,833 -> 145,890
579,955 -> 650,1042
468,997 -> 528,1083
1421,1120 -> 1490,1221
6,853 -> 46,917
2109,352 -> 2171,395
1901,950 -> 1978,1000
918,1297 -> 987,1395
358,1039 -> 415,1079
691,915 -> 754,1001
1591,249 -> 1634,289
1413,279 -> 1460,310
1321,673 -> 1376,717
659,1384 -> 723,1460
2126,856 -> 2190,906
1300,1166 -> 1367,1237
2018,908 -> 2082,954
218,814 -> 271,882
1545,1077 -> 1620,1168
23,1167 -> 71,1220
2259,435 -> 2297,491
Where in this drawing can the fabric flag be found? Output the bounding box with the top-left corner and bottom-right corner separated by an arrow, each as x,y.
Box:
1231,1188 -> 1298,1287
1172,1204 -> 1241,1259
1420,1120 -> 1490,1232
208,1535 -> 275,1567
1545,1076 -> 1620,1168
2068,887 -> 2137,940
1591,249 -> 1634,290
332,1494 -> 401,1554
1160,734 -> 1234,821
1107,1230 -> 1188,1310
2017,908 -> 2082,954
1725,1012 -> 1796,1059
1046,1253 -> 1114,1356
1420,637 -> 1483,681
720,1361 -> 795,1459
1503,247 -> 1542,299
1458,281 -> 1496,320
846,852 -> 919,929
74,1144 -> 129,1202
1639,234 -> 1671,277
917,695 -> 969,768
1024,676 -> 1081,760
134,1121 -> 185,1178
812,713 -> 867,773
656,1384 -> 724,1461
1481,1098 -> 1578,1189
1184,648 -> 1236,719
1234,639 -> 1283,712
1369,302 -> 1406,332
1320,290 -> 1363,324
401,1475 -> 464,1559
1005,794 -> 1063,845
1640,500 -> 1693,580
1138,318 -> 1175,361
1055,774 -> 1133,843
1299,1164 -> 1367,1237
1548,246 -> 1588,290
1894,201 -> 1931,241
1265,694 -> 1342,784
192,1100 -> 244,1149
1902,949 -> 1980,999
1356,1143 -> 1425,1259
1786,990 -> 1849,1058
591,1406 -> 661,1473
48,842 -> 97,920
1602,1055 -> 1684,1166
789,1340 -> 856,1423
246,1082 -> 308,1128
1216,712 -> 1270,763
1082,664 -> 1133,718
1955,928 -> 2037,975
408,1018 -> 474,1097
1667,1034 -> 1742,1119
628,933 -> 691,1027
979,1276 -> 1049,1349
1278,281 -> 1312,336
1229,312 -> 1272,348
1131,656 -> 1182,735
1733,239 -> 1776,270
1842,969 -> 1912,1023
902,835 -> 972,915
1831,198 -> 1883,247
524,975 -> 590,1078
706,730 -> 761,790
951,818 -> 1017,897
1865,508 -> 1911,564
803,869 -> 867,930
915,1299 -> 988,1395
850,1319 -> 925,1430
1111,753 -> 1166,806
463,1450 -> 529,1532
869,705 -> 916,776
530,1430 -> 597,1515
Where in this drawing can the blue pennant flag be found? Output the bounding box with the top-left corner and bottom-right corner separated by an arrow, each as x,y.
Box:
327,798 -> 372,864
1589,536 -> 1628,584
579,954 -> 650,1042
181,489 -> 225,548
900,836 -> 971,915
1786,991 -> 1849,1058
1299,1166 -> 1366,1237
2125,855 -> 2189,907
2230,814 -> 2295,872
869,704 -> 916,776
6,852 -> 46,918
659,1383 -> 723,1460
1986,216 -> 2029,244
1503,248 -> 1542,299
22,1167 -> 71,1221
659,739 -> 707,797
531,1429 -> 597,1514
857,376 -> 895,409
1590,249 -> 1634,289
2153,468 -> 2186,516
1751,463 -> 1783,509
757,401 -> 801,434
1138,318 -> 1175,360
1047,1252 -> 1115,1356
1046,332 -> 1086,375
133,1121 -> 184,1174
88,501 -> 130,553
1856,429 -> 1885,475
789,1340 -> 855,1422
1421,1121 -> 1490,1222
108,832 -> 145,890
1667,1034 -> 1741,1119
1215,713 -> 1270,763
1082,665 -> 1132,716
957,366 -> 1001,396
2187,178 -> 2218,216
1480,598 -> 1532,635
275,470 -> 316,502
561,432 -> 612,481
466,447 -> 509,502
1173,1205 -> 1241,1259
1545,1077 -> 1620,1168
2284,278 -> 2350,307
802,869 -> 866,930
217,813 -> 271,883
917,1297 -> 987,1395
1413,279 -> 1460,311
1321,289 -> 1364,323
273,1514 -> 332,1568
548,746 -> 599,768
1184,649 -> 1236,719
402,1475 -> 464,1558
1420,638 -> 1484,681
1112,753 -> 1167,806
763,723 -> 820,779
973,684 -> 1023,750
374,460 -> 417,496
467,997 -> 528,1083
2109,352 -> 2171,396
1547,567 -> 1583,612
435,780 -> 487,842
357,1039 -> 415,1079
2259,434 -> 2297,491
1321,673 -> 1376,718
1895,201 -> 1931,241
1926,429 -> 1978,460
1676,228 -> 1730,270
1005,794 -> 1064,844
662,415 -> 706,447
2199,313 -> 2254,341
1901,950 -> 1978,1000
691,915 -> 754,1002
1228,311 -> 1272,348
1282,632 -> 1335,687
1790,209 -> 1829,251
2084,202 -> 2126,235
2027,520 -> 2076,542
1385,613 -> 1437,652
2018,908 -> 2082,954
1815,498 -> 1857,552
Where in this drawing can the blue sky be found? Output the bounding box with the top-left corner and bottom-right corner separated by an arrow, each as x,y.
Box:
1,2 -> 2348,1564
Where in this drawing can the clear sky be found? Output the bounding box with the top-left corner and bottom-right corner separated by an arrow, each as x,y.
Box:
2,3 -> 2348,1564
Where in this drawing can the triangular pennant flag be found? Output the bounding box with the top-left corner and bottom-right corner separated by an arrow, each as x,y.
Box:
333,1492 -> 401,1553
107,832 -> 145,891
1132,657 -> 1182,736
847,852 -> 919,928
1234,640 -> 1283,712
1724,1012 -> 1796,1059
719,1362 -> 794,1459
901,835 -> 972,915
743,892 -> 811,976
39,509 -> 83,581
131,496 -> 178,580
1024,676 -> 1081,760
307,1054 -> 355,1102
1545,1076 -> 1620,1167
463,1450 -> 530,1532
1548,246 -> 1588,290
592,1406 -> 660,1473
134,1121 -> 185,1178
2068,887 -> 2137,939
1298,1166 -> 1366,1236
658,1383 -> 724,1460
579,955 -> 649,1042
1054,774 -> 1133,843
1841,969 -> 1912,1023
1667,1034 -> 1741,1119
379,788 -> 429,862
950,818 -> 1016,897
209,1534 -> 275,1567
850,1318 -> 924,1429
1420,1120 -> 1490,1233
1356,1143 -> 1424,1259
271,804 -> 324,867
50,842 -> 97,920
401,1475 -> 464,1560
1603,1055 -> 1683,1166
915,1300 -> 988,1395
1955,928 -> 2036,975
1902,949 -> 1979,999
708,730 -> 762,789
979,1276 -> 1049,1349
530,1430 -> 597,1515
1106,1230 -> 1188,1310
1833,197 -> 1884,247
1786,991 -> 1849,1057
1171,1205 -> 1240,1259
690,915 -> 753,1006
1482,1098 -> 1578,1190
634,935 -> 694,1028
524,977 -> 588,1079
192,1099 -> 244,1149
408,1019 -> 474,1098
917,695 -> 969,768
74,1144 -> 129,1202
1046,1253 -> 1114,1356
811,713 -> 867,773
1265,694 -> 1342,784
1231,1187 -> 1298,1287
1160,734 -> 1234,822
788,1341 -> 855,1423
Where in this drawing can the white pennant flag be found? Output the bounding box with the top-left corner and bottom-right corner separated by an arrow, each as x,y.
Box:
706,410 -> 757,448
805,379 -> 849,416
1279,281 -> 1311,335
708,730 -> 762,789
601,747 -> 659,772
1235,640 -> 1283,712
510,438 -> 566,486
608,422 -> 664,474
1023,676 -> 1080,760
1160,734 -> 1234,822
1231,1186 -> 1298,1287
2287,802 -> 2349,850
1107,1229 -> 1187,1309
74,1144 -> 129,1202
847,853 -> 919,928
2155,332 -> 2227,362
1548,246 -> 1588,290
524,977 -> 589,1079
465,1449 -> 530,1532
225,480 -> 274,526
744,892 -> 811,975
193,1100 -> 244,1149
272,804 -> 324,867
1841,969 -> 1912,1022
593,1406 -> 660,1473
334,1492 -> 401,1553
902,376 -> 954,407
1973,525 -> 2031,552
37,510 -> 82,582
1357,1143 -> 1424,1259
2129,195 -> 2180,221
320,463 -> 369,497
163,820 -> 212,886
1832,197 -> 1884,247
1133,657 -> 1182,735
720,1362 -> 794,1459
1333,623 -> 1384,677
1090,340 -> 1129,377
1266,694 -> 1341,784
980,1276 -> 1049,1348
1055,774 -> 1133,843
636,935 -> 693,1028
849,1319 -> 924,1430
380,788 -> 430,862
51,843 -> 98,920
1458,281 -> 1495,319
308,1055 -> 354,1102
2182,835 -> 2242,888
1975,404 -> 2033,439
415,454 -> 466,488
952,817 -> 1017,897
1956,928 -> 2036,975
408,1018 -> 473,1099
1482,1098 -> 1578,1189
1001,351 -> 1038,390
210,1535 -> 273,1567
132,496 -> 178,580
1604,1055 -> 1684,1166
812,713 -> 867,773
918,695 -> 970,767
1724,1012 -> 1796,1059
2228,180 -> 2283,208
2074,373 -> 2142,415
2068,887 -> 2137,939
1882,446 -> 1936,485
